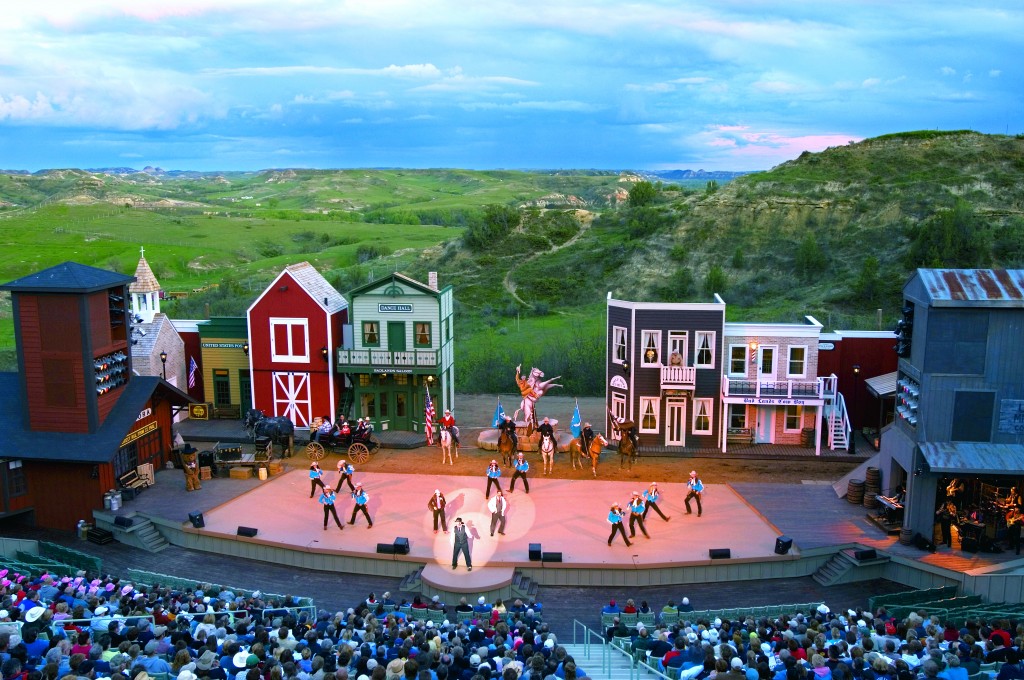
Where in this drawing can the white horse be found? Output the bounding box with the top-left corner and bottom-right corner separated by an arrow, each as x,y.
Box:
439,428 -> 458,465
539,432 -> 556,475
513,364 -> 563,431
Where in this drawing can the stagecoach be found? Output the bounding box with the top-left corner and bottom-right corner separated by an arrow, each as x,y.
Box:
304,418 -> 381,463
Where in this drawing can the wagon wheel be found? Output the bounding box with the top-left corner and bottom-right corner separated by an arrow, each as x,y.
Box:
305,441 -> 326,461
368,435 -> 381,454
348,441 -> 370,463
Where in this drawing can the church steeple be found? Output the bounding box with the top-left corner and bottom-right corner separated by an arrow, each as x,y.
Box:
129,246 -> 161,323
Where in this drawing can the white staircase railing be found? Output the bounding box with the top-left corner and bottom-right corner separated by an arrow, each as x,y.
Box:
570,620 -> 677,680
828,392 -> 852,451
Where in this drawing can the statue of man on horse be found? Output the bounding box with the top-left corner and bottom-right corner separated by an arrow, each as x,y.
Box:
513,364 -> 562,432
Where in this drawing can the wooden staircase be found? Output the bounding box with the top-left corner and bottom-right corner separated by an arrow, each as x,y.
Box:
827,394 -> 850,451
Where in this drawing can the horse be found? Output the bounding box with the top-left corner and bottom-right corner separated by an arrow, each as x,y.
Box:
439,427 -> 458,466
244,409 -> 296,457
497,428 -> 517,467
569,433 -> 608,477
539,432 -> 557,475
617,433 -> 638,470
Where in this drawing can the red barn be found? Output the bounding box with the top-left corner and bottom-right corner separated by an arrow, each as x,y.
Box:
246,262 -> 348,427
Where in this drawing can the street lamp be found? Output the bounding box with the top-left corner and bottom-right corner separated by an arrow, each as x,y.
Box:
159,351 -> 167,380
851,364 -> 861,453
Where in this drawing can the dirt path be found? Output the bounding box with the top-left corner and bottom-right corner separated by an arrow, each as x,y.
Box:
502,210 -> 593,307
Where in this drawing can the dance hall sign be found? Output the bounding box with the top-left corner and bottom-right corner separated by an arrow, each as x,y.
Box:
998,399 -> 1024,435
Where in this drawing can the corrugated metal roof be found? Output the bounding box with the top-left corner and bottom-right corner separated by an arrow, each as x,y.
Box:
918,269 -> 1024,306
865,371 -> 898,398
286,262 -> 347,313
920,441 -> 1024,474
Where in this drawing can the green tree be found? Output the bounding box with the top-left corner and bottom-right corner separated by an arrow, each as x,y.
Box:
908,200 -> 991,267
705,180 -> 719,194
794,233 -> 826,280
853,256 -> 882,305
731,247 -> 746,269
628,180 -> 657,207
704,264 -> 728,295
463,204 -> 521,251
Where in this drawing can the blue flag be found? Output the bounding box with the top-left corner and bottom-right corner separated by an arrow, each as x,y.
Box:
492,399 -> 507,428
570,399 -> 582,439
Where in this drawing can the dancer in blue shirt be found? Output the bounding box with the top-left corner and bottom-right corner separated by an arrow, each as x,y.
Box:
628,491 -> 650,539
643,482 -> 671,521
485,460 -> 502,499
685,470 -> 704,517
308,461 -> 326,498
349,483 -> 373,527
607,503 -> 631,547
510,453 -> 530,493
319,488 -> 344,530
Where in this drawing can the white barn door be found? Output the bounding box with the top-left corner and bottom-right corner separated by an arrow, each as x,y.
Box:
273,372 -> 312,427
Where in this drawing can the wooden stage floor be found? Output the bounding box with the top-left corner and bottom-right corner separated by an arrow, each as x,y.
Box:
191,470 -> 790,574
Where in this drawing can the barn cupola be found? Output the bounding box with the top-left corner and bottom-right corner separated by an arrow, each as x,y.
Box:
129,247 -> 162,324
0,261 -> 135,433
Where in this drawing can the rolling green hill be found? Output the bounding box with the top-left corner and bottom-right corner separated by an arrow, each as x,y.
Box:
1,131 -> 1022,394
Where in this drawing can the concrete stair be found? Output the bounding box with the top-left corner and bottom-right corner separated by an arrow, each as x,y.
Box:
812,548 -> 890,586
399,566 -> 424,592
133,520 -> 169,553
511,570 -> 540,600
562,641 -> 637,680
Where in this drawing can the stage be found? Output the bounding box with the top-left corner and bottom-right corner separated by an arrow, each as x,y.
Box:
179,469 -> 795,591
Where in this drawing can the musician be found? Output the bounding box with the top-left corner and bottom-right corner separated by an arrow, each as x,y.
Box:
348,483 -> 373,528
485,460 -> 503,499
966,505 -> 984,523
1003,487 -> 1023,509
685,470 -> 704,517
440,409 -> 461,446
319,488 -> 344,531
893,484 -> 906,505
1007,507 -> 1023,555
313,415 -> 334,444
428,489 -> 448,534
308,461 -> 326,498
335,459 -> 355,493
642,482 -> 671,522
945,478 -> 965,509
935,501 -> 956,548
607,503 -> 631,547
537,417 -> 554,442
628,491 -> 650,539
498,416 -> 519,452
510,453 -> 530,494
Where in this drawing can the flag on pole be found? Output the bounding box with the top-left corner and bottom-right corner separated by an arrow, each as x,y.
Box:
491,399 -> 507,427
570,399 -> 582,439
188,356 -> 198,389
424,386 -> 436,444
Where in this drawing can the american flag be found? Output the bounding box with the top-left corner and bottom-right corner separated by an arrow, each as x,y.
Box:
188,356 -> 198,389
424,386 -> 435,444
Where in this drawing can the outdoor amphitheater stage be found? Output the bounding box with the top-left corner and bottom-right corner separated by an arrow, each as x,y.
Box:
181,470 -> 794,592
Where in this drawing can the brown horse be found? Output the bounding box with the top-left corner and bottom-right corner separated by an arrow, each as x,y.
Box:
497,428 -> 517,467
610,416 -> 640,470
569,433 -> 608,477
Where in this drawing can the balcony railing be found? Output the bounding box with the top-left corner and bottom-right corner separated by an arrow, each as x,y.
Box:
722,374 -> 837,400
660,365 -> 696,390
336,349 -> 438,368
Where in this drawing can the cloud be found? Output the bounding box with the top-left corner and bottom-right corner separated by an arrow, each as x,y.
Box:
861,78 -> 881,88
989,69 -> 1001,77
624,83 -> 675,93
204,64 -> 444,79
752,79 -> 802,94
940,66 -> 957,76
691,125 -> 862,164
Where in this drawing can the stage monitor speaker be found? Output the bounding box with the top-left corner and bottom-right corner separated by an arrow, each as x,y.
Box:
709,548 -> 731,559
542,551 -> 562,563
854,548 -> 877,561
913,533 -> 937,553
960,537 -> 978,553
529,543 -> 543,561
775,536 -> 793,555
237,526 -> 258,537
393,537 -> 410,555
376,542 -> 396,554
188,511 -> 205,528
114,515 -> 134,528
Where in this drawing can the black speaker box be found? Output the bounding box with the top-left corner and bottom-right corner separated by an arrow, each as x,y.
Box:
775,536 -> 793,555
961,536 -> 978,553
114,515 -> 134,528
529,543 -> 543,561
376,542 -> 396,554
541,551 -> 562,563
913,533 -> 937,553
237,526 -> 258,537
188,511 -> 205,528
854,548 -> 877,561
393,537 -> 410,555
709,548 -> 731,559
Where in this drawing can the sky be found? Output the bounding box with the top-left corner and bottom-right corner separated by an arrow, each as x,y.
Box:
0,1 -> 1020,172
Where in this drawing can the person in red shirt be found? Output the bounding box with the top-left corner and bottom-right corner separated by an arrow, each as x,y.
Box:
439,409 -> 460,446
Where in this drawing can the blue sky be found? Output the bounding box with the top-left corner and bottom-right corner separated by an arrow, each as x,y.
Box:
1,1 -> 1020,172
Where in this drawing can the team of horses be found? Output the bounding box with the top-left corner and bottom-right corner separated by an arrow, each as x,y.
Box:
492,423 -> 634,477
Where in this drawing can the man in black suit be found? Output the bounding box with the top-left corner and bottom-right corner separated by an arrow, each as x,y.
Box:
452,517 -> 472,571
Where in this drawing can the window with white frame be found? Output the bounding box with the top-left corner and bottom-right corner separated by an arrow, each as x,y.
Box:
694,331 -> 716,368
667,331 -> 688,366
692,398 -> 713,434
612,327 -> 627,364
640,330 -> 661,366
728,345 -> 747,376
728,404 -> 747,429
787,346 -> 807,377
784,405 -> 804,432
639,397 -> 660,433
270,318 -> 309,362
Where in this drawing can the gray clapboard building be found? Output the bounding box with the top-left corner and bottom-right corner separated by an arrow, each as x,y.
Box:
880,268 -> 1024,547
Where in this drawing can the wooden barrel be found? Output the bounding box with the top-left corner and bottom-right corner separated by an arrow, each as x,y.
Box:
865,467 -> 882,486
847,479 -> 865,504
863,491 -> 878,509
899,527 -> 915,545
